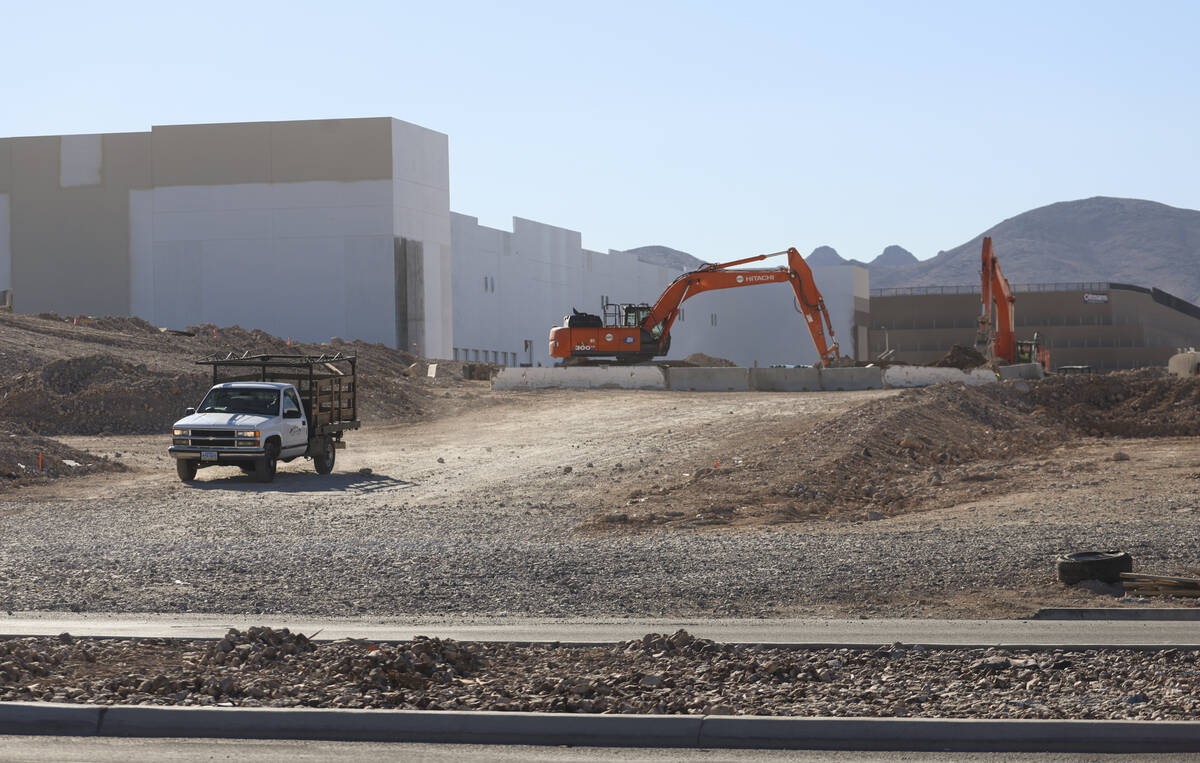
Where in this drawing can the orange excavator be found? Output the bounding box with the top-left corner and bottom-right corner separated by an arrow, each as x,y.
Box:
549,247 -> 841,366
975,236 -> 1051,370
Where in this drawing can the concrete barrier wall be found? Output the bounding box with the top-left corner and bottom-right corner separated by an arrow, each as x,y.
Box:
819,366 -> 886,390
749,367 -> 823,392
491,364 -> 1021,392
665,367 -> 750,391
491,367 -> 667,390
883,365 -> 997,388
998,363 -> 1045,381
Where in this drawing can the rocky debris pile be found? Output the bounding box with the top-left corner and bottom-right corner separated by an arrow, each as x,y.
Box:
932,345 -> 988,369
0,628 -> 479,709
189,327 -> 431,422
35,313 -> 161,335
0,420 -> 125,488
679,353 -> 737,367
2,629 -> 1197,719
1027,367 -> 1200,437
0,356 -> 209,435
0,312 -> 477,439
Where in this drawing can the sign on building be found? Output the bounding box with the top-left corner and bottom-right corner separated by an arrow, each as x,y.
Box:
1083,292 -> 1109,304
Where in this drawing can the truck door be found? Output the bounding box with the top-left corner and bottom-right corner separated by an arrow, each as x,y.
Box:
281,388 -> 308,456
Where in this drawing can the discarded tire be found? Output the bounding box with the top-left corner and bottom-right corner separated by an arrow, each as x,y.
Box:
1056,551 -> 1133,584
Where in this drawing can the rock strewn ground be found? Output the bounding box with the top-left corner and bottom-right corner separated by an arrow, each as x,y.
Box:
2,629 -> 1198,720
0,420 -> 126,487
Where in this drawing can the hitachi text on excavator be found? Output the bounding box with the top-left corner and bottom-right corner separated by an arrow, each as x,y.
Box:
549,247 -> 841,366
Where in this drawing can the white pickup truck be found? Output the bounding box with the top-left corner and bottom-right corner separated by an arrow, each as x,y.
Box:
169,354 -> 359,483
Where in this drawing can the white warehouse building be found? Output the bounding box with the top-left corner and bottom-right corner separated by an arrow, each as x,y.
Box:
0,117 -> 868,367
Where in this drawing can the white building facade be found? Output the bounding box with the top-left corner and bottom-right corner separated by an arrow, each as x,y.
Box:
0,116 -> 867,366
0,118 -> 452,357
450,213 -> 867,367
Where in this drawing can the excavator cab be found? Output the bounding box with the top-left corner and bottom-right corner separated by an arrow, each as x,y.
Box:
1016,333 -> 1051,371
604,301 -> 654,329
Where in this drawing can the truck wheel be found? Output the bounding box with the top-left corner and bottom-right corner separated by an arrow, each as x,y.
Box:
255,442 -> 278,483
313,437 -> 336,475
176,459 -> 197,483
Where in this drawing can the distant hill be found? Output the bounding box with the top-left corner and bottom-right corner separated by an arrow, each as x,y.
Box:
616,245 -> 704,272
871,197 -> 1200,304
807,246 -> 847,266
873,245 -> 918,267
805,244 -> 917,269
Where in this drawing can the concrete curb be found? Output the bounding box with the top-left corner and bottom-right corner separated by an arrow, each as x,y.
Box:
0,702 -> 100,736
698,716 -> 1200,752
1034,608 -> 1200,621
5,702 -> 1200,751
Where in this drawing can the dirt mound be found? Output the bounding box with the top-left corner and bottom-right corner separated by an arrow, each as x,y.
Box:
0,312 -> 466,435
680,353 -> 738,367
1028,368 -> 1200,437
0,420 -> 126,488
592,368 -> 1200,531
591,382 -> 1066,530
932,345 -> 988,369
33,313 -> 160,335
186,326 -> 428,421
40,356 -> 150,396
0,356 -> 209,435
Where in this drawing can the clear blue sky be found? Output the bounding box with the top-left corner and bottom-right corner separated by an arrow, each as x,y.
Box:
3,1 -> 1197,263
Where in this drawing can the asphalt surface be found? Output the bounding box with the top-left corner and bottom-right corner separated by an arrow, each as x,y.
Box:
4,613 -> 1200,647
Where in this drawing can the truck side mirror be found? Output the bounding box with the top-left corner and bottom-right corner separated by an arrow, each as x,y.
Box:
185,407 -> 195,415
284,409 -> 301,419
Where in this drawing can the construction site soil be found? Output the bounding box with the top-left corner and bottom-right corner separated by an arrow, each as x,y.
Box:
3,628 -> 1198,720
2,312 -> 1200,622
585,368 -> 1200,532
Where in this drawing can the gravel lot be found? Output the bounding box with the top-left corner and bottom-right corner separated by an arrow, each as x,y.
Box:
4,627 -> 1199,720
1,388 -> 1198,620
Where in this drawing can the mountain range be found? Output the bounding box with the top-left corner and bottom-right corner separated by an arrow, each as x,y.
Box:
624,197 -> 1200,305
805,197 -> 1200,304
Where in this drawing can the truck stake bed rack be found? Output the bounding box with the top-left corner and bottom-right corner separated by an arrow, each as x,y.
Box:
195,352 -> 361,437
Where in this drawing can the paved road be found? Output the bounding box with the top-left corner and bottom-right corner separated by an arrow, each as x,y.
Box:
4,613 -> 1200,647
2,736 -> 1198,763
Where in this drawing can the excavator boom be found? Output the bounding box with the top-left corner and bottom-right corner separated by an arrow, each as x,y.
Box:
549,247 -> 841,366
975,236 -> 1050,370
976,236 -> 1016,363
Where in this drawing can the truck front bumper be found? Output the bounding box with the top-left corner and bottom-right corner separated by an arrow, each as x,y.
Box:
169,447 -> 266,464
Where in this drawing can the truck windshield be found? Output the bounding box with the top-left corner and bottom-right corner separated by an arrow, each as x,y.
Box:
198,388 -> 280,415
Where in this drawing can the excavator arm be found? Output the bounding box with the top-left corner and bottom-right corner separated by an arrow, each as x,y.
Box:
639,247 -> 841,366
975,236 -> 1016,364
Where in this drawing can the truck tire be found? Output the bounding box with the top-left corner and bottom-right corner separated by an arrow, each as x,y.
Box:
255,442 -> 278,483
1056,551 -> 1132,584
176,459 -> 197,483
313,437 -> 335,475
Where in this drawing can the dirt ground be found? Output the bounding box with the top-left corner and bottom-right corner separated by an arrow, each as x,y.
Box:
4,313 -> 1200,619
24,384 -> 1200,619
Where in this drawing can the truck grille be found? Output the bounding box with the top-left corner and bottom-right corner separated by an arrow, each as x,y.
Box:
182,430 -> 241,448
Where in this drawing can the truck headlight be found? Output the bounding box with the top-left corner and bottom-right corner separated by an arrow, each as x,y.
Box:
236,430 -> 260,438
172,429 -> 188,436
